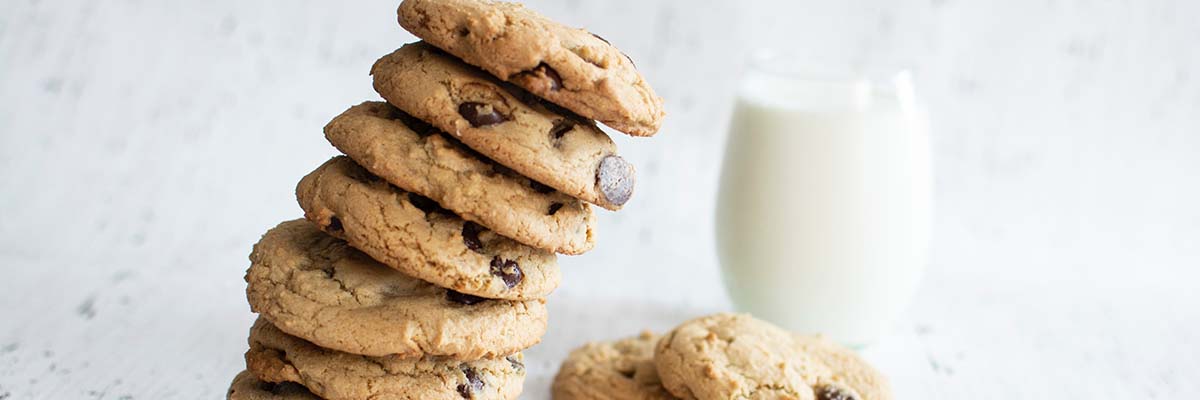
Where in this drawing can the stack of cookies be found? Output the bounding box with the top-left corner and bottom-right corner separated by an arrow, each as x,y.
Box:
552,314 -> 894,400
227,0 -> 663,399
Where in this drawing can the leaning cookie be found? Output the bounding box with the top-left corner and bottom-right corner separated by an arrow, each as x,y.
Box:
794,335 -> 893,400
295,156 -> 561,299
654,314 -> 832,400
371,42 -> 635,212
552,332 -> 676,400
245,219 -> 547,359
397,0 -> 664,137
246,318 -> 526,400
324,101 -> 599,254
227,370 -> 321,400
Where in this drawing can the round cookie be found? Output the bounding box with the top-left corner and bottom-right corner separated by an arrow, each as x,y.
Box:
227,370 -> 321,400
371,42 -> 636,212
245,219 -> 547,359
793,335 -> 893,400
552,331 -> 676,400
246,318 -> 526,400
396,0 -> 665,137
295,156 -> 561,300
654,314 -> 831,400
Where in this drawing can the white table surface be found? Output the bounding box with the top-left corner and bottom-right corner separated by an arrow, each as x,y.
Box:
2,0 -> 1199,399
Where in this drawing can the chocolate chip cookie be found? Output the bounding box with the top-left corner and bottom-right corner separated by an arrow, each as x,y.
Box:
371,42 -> 636,212
246,318 -> 526,400
552,331 -> 677,400
793,335 -> 893,400
228,370 -> 321,400
397,0 -> 664,137
245,219 -> 547,359
654,314 -> 832,400
323,101 -> 599,254
295,156 -> 560,299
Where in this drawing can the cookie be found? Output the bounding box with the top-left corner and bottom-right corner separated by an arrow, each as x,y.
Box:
397,0 -> 664,137
793,335 -> 893,400
246,318 -> 526,400
654,314 -> 831,400
371,42 -> 636,212
323,102 -> 600,254
552,331 -> 676,400
245,219 -> 547,359
295,156 -> 561,299
227,370 -> 321,400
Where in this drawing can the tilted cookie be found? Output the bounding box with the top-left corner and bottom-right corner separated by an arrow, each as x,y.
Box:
245,219 -> 547,358
371,42 -> 635,212
397,0 -> 665,137
552,332 -> 677,400
227,370 -> 320,400
324,101 -> 598,253
246,318 -> 526,400
793,335 -> 893,400
295,156 -> 560,299
654,314 -> 832,400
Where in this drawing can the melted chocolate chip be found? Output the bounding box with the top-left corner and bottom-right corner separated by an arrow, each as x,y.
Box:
548,203 -> 564,215
534,63 -> 563,91
458,102 -> 507,127
549,119 -> 575,140
462,221 -> 485,253
816,385 -> 858,400
596,155 -> 635,206
490,257 -> 523,288
457,366 -> 484,398
446,289 -> 488,305
506,356 -> 524,371
529,180 -> 555,194
326,216 -> 344,232
407,193 -> 450,215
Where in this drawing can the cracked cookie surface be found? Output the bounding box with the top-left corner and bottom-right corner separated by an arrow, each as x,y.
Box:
654,314 -> 832,400
245,219 -> 547,359
324,101 -> 599,254
245,318 -> 526,400
228,370 -> 321,400
552,332 -> 677,400
397,0 -> 664,137
371,42 -> 634,213
295,156 -> 560,300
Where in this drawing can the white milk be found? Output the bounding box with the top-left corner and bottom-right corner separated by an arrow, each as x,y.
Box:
715,69 -> 931,347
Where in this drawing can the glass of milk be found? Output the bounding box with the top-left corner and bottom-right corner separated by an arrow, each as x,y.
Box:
716,51 -> 932,348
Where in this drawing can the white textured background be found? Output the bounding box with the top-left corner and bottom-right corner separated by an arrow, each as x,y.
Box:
2,0 -> 1198,399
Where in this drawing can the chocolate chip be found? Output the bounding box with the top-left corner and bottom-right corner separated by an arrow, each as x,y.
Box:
596,155 -> 634,206
549,119 -> 575,140
457,26 -> 470,37
816,385 -> 858,400
446,289 -> 488,305
461,221 -> 485,253
590,32 -> 611,44
529,180 -> 555,194
490,257 -> 523,288
457,366 -> 484,398
534,63 -> 562,91
326,216 -> 343,232
548,203 -> 564,215
407,193 -> 450,215
458,102 -> 507,127
506,356 -> 524,371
